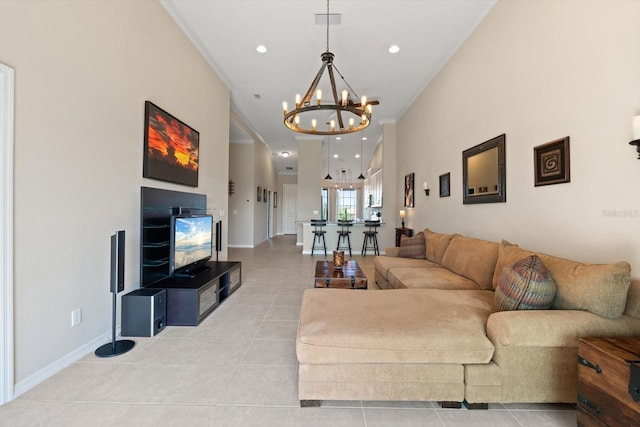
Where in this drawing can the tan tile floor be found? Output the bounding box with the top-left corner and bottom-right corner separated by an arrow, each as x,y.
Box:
0,235 -> 576,426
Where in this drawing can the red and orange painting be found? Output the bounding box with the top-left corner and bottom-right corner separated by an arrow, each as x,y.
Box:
143,101 -> 199,187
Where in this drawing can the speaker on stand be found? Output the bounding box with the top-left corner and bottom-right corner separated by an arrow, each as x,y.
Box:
95,230 -> 135,358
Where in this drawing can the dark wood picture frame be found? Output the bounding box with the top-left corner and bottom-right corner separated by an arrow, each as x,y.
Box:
273,192 -> 277,208
463,134 -> 506,204
143,101 -> 199,187
404,173 -> 415,208
257,186 -> 262,202
263,188 -> 268,203
439,172 -> 451,197
534,136 -> 570,186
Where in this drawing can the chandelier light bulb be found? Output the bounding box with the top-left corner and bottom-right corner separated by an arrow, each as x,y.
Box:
341,90 -> 348,106
361,95 -> 367,107
294,115 -> 300,126
311,119 -> 317,131
282,101 -> 288,115
349,117 -> 354,129
330,120 -> 335,132
316,89 -> 322,105
295,93 -> 301,107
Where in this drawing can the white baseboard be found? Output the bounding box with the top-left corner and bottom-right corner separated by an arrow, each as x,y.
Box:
13,329 -> 116,399
228,244 -> 254,248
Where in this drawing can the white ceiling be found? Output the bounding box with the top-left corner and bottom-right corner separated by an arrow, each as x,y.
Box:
161,0 -> 495,175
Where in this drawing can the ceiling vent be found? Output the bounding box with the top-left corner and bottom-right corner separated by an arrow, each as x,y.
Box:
286,167 -> 294,170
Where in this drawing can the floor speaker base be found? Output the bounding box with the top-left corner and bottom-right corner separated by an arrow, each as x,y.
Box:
94,339 -> 135,358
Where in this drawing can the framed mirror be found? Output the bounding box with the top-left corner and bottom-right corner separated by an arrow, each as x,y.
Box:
463,134 -> 506,204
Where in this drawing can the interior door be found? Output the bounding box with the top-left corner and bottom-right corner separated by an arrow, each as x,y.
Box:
283,184 -> 297,234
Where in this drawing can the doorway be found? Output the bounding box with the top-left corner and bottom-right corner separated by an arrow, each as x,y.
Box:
283,184 -> 297,234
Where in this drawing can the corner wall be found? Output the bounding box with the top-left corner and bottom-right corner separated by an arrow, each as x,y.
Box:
397,1 -> 640,274
0,0 -> 229,390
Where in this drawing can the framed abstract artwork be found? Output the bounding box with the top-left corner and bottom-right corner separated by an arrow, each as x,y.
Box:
143,101 -> 199,187
404,173 -> 415,208
534,136 -> 570,186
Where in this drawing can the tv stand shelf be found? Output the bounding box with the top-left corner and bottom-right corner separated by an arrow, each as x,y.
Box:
147,261 -> 241,326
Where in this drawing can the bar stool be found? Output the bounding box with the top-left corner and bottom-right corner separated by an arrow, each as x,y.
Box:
310,219 -> 327,256
336,220 -> 353,256
362,220 -> 381,256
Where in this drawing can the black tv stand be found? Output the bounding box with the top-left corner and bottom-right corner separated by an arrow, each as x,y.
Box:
147,261 -> 241,326
173,265 -> 211,279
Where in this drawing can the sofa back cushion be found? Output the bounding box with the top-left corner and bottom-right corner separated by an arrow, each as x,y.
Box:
398,231 -> 426,259
492,240 -> 535,290
537,253 -> 631,319
423,228 -> 456,264
441,235 -> 499,290
623,278 -> 640,318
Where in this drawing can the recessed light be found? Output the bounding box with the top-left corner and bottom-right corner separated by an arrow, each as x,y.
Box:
362,137 -> 367,141
336,136 -> 342,140
280,151 -> 290,157
333,154 -> 339,158
388,45 -> 400,54
355,154 -> 361,159
256,45 -> 267,53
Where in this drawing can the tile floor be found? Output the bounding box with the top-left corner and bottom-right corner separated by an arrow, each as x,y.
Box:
0,235 -> 576,426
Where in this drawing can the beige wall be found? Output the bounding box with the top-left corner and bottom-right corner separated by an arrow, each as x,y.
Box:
397,0 -> 640,274
228,142 -> 255,247
0,0 -> 230,389
253,140 -> 277,245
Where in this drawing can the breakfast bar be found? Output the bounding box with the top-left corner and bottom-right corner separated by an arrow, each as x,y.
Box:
301,221 -> 386,255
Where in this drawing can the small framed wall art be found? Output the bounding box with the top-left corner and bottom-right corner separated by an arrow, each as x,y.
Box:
143,101 -> 199,187
257,186 -> 262,202
263,188 -> 268,203
439,172 -> 451,197
534,136 -> 570,186
404,173 -> 415,208
273,192 -> 278,208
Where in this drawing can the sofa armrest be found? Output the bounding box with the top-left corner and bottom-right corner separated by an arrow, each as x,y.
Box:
487,309 -> 640,348
384,247 -> 400,257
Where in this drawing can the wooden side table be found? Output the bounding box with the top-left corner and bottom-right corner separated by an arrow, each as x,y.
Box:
577,337 -> 640,426
395,227 -> 413,247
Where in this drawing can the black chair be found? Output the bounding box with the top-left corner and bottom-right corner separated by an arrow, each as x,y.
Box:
362,220 -> 381,256
335,220 -> 353,256
310,219 -> 327,256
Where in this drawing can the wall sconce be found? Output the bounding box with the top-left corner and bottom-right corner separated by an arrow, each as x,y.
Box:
630,115 -> 640,159
399,210 -> 406,228
423,181 -> 430,196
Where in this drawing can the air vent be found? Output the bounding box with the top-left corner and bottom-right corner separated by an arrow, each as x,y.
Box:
315,13 -> 341,25
286,167 -> 294,170
253,94 -> 261,99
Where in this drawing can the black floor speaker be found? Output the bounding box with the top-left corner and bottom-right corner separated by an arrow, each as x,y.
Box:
121,288 -> 167,337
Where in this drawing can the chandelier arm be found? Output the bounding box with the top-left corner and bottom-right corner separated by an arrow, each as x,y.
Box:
331,63 -> 361,101
300,59 -> 329,107
326,64 -> 345,130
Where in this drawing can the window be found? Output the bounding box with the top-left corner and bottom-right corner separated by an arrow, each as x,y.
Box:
336,189 -> 357,221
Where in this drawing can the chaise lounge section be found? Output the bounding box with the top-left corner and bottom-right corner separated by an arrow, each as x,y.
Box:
296,229 -> 640,407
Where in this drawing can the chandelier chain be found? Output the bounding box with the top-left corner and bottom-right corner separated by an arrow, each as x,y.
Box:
326,0 -> 330,52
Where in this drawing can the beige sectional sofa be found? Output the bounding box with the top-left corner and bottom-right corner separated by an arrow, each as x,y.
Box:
296,229 -> 640,407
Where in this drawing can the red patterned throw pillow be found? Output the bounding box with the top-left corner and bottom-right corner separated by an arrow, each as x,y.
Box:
398,232 -> 426,259
495,255 -> 557,311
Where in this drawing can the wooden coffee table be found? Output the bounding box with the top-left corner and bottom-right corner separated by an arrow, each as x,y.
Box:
314,260 -> 367,289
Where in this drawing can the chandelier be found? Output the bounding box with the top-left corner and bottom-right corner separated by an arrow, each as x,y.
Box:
282,0 -> 378,136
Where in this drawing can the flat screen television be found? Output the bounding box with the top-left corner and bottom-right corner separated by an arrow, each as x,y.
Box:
169,214 -> 213,275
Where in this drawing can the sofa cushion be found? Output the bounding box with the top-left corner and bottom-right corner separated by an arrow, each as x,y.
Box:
398,231 -> 426,259
374,256 -> 439,281
297,288 -> 496,365
423,228 -> 456,264
495,255 -> 556,311
492,240 -> 535,290
538,253 -> 631,319
441,236 -> 499,290
388,267 -> 481,290
624,279 -> 640,319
